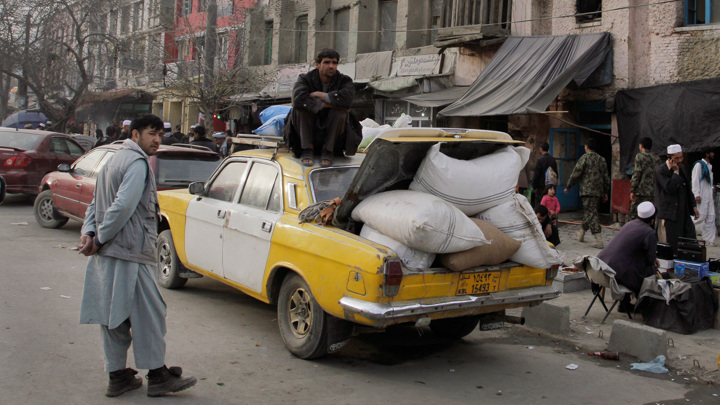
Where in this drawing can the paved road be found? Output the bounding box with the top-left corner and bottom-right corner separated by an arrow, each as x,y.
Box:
0,195 -> 712,404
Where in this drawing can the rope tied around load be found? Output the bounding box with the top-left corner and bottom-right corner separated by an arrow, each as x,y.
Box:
298,198 -> 342,226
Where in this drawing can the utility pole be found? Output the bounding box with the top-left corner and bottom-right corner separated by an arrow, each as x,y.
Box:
17,13 -> 30,110
203,0 -> 218,125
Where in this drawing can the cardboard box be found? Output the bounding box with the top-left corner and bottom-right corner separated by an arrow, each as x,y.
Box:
674,259 -> 709,278
657,259 -> 674,272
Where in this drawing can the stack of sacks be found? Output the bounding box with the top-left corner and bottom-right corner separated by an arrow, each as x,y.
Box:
476,194 -> 563,269
253,105 -> 292,137
352,190 -> 489,269
408,142 -> 560,270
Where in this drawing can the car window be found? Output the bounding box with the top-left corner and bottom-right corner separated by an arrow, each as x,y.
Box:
0,131 -> 43,150
309,167 -> 359,202
72,150 -> 107,177
94,151 -> 115,175
155,152 -> 222,188
49,137 -> 70,155
239,162 -> 280,211
66,139 -> 85,156
207,161 -> 248,202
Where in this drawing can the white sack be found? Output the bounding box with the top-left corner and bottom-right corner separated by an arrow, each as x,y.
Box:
360,225 -> 436,269
351,190 -> 489,254
409,144 -> 531,216
476,194 -> 562,269
360,118 -> 381,128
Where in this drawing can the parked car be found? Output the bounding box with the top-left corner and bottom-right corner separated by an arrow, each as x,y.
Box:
0,128 -> 85,196
156,129 -> 561,359
34,142 -> 222,228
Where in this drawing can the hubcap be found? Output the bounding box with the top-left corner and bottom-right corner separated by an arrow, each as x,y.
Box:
39,197 -> 55,222
288,288 -> 312,338
158,242 -> 172,278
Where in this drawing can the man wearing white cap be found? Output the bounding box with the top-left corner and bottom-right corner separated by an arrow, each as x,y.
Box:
118,120 -> 132,140
181,126 -> 196,144
161,122 -> 178,145
691,148 -> 716,246
654,144 -> 698,254
212,132 -> 228,157
598,201 -> 658,298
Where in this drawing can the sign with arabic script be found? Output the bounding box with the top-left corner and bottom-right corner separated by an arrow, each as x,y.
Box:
396,54 -> 442,76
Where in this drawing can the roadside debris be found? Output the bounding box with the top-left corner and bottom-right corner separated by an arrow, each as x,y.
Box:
11,222 -> 28,226
566,364 -> 579,370
631,355 -> 669,374
587,351 -> 619,360
40,287 -> 51,290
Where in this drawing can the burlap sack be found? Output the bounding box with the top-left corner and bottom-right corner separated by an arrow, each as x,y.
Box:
441,218 -> 521,271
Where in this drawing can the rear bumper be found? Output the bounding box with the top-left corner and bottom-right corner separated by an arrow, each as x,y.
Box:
339,285 -> 561,324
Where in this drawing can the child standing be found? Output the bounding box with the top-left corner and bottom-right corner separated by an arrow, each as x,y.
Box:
540,185 -> 561,225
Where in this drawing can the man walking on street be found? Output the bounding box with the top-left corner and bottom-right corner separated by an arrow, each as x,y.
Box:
655,144 -> 698,254
78,114 -> 197,397
692,148 -> 716,246
630,137 -> 662,220
532,142 -> 558,207
565,138 -> 610,248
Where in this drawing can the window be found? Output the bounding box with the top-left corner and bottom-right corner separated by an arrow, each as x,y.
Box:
294,15 -> 308,63
181,0 -> 192,17
155,153 -> 222,188
310,167 -> 359,202
431,0 -> 443,43
379,1 -> 397,51
441,0 -> 511,29
132,1 -> 143,31
72,150 -> 107,177
686,0 -> 720,25
218,0 -> 233,18
199,0 -> 207,12
207,161 -> 248,202
109,10 -> 118,35
383,100 -> 433,128
576,0 -> 602,23
217,34 -> 229,67
120,6 -> 131,34
264,21 -> 273,65
240,163 -> 280,211
334,8 -> 350,58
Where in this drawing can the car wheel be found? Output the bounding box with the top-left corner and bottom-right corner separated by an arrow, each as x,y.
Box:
34,190 -> 69,229
157,230 -> 188,289
277,274 -> 329,359
429,315 -> 480,339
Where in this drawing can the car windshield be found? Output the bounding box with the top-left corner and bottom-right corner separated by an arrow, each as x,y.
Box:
0,131 -> 42,150
309,166 -> 359,202
155,153 -> 222,188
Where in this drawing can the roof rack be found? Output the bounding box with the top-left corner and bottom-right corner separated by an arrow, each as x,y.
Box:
228,134 -> 285,148
171,143 -> 214,152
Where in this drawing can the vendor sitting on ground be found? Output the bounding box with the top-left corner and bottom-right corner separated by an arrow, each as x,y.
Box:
535,204 -> 561,246
598,201 -> 658,298
284,48 -> 356,167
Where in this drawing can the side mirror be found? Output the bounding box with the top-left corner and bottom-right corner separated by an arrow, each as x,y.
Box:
57,163 -> 71,172
189,182 -> 205,195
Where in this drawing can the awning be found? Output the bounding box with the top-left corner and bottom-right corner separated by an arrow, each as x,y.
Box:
616,77 -> 720,172
401,86 -> 469,107
439,33 -> 612,117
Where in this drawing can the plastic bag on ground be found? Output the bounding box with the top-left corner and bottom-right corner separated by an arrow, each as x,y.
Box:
630,355 -> 669,373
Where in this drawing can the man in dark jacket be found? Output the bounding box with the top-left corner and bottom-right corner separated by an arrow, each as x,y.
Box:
284,48 -> 358,167
654,144 -> 699,254
532,142 -> 558,207
190,125 -> 218,152
93,126 -> 118,148
598,201 -> 658,297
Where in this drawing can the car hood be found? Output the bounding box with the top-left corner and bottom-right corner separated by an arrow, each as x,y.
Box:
333,128 -> 523,226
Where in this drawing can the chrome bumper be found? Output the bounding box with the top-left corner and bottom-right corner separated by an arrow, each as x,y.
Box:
339,285 -> 561,322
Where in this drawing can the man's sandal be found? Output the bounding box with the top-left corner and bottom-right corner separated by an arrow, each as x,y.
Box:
320,151 -> 333,167
301,149 -> 313,166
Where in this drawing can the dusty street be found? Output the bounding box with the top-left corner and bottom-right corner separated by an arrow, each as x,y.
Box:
0,195 -> 714,404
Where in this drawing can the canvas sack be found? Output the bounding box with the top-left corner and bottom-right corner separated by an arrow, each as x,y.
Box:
409,144 -> 531,216
351,190 -> 489,254
476,194 -> 563,269
440,218 -> 522,271
360,225 -> 436,269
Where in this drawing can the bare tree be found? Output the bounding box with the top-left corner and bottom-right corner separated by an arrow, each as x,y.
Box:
0,0 -> 117,131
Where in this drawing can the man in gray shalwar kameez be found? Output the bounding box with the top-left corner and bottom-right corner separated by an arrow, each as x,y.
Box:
78,114 -> 196,397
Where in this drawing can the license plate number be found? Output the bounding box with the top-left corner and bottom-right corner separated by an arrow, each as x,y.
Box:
456,272 -> 500,295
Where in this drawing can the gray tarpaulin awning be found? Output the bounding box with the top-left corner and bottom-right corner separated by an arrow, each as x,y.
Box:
402,86 -> 469,107
439,32 -> 612,117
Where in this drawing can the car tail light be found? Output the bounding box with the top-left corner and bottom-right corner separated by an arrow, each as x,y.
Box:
4,155 -> 32,167
382,258 -> 403,297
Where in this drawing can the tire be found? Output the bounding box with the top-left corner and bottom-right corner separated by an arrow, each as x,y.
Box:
277,274 -> 329,359
430,315 -> 480,339
156,230 -> 188,289
34,190 -> 69,229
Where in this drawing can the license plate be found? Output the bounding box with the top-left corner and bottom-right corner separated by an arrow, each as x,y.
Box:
456,271 -> 501,295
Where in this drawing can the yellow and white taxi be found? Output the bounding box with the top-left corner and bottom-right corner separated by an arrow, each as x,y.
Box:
156,128 -> 560,359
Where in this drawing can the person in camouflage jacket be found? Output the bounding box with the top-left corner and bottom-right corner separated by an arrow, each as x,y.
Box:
630,137 -> 662,220
565,138 -> 610,248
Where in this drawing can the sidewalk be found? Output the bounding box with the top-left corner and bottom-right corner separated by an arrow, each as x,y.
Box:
527,210 -> 720,384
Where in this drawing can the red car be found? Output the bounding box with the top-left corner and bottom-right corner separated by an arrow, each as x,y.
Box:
34,142 -> 222,228
0,128 -> 86,197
